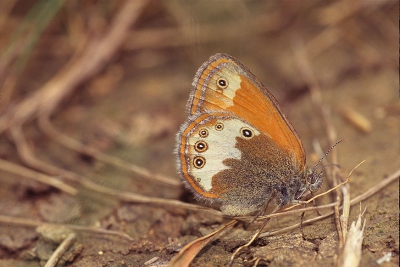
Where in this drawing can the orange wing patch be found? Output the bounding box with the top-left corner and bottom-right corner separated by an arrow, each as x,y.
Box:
229,75 -> 305,168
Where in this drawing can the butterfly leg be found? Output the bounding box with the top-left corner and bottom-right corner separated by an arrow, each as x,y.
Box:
250,195 -> 275,223
309,192 -> 322,216
300,208 -> 306,239
299,192 -> 321,239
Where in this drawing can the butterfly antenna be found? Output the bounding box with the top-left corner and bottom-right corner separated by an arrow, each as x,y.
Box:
312,139 -> 345,172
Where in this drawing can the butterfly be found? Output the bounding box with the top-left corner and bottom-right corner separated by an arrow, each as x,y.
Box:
176,53 -> 323,216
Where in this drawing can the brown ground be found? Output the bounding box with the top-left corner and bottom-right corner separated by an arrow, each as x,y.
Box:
0,1 -> 398,267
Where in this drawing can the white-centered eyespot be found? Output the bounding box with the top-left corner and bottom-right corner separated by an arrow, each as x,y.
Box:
193,156 -> 206,169
216,77 -> 229,89
240,127 -> 254,139
199,128 -> 209,138
215,122 -> 224,131
194,141 -> 208,152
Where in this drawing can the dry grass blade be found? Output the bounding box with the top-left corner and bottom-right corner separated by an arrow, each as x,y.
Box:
167,220 -> 238,267
339,207 -> 366,267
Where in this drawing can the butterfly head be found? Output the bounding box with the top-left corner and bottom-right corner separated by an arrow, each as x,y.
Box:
305,167 -> 323,193
293,168 -> 322,201
295,139 -> 344,201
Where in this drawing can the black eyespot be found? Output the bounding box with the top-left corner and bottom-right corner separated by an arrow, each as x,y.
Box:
193,156 -> 206,168
194,141 -> 208,152
241,127 -> 253,139
215,122 -> 224,131
217,78 -> 229,89
199,128 -> 209,138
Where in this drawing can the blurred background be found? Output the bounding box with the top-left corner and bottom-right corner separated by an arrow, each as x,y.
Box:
0,0 -> 398,266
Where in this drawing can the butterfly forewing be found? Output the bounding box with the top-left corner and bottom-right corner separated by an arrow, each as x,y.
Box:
188,53 -> 305,169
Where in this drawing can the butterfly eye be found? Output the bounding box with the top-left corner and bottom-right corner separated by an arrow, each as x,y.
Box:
215,122 -> 224,131
199,128 -> 209,137
194,141 -> 208,152
193,156 -> 206,169
240,127 -> 254,139
216,77 -> 229,89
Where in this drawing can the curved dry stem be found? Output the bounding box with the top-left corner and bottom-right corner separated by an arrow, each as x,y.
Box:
0,158 -> 77,195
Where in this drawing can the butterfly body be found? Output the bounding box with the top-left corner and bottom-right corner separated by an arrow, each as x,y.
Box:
176,54 -> 322,216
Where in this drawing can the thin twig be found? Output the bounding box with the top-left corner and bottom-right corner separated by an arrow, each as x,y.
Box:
228,217 -> 272,267
0,158 -> 76,195
44,232 -> 76,267
0,214 -> 133,241
349,168 -> 400,204
259,210 -> 334,238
